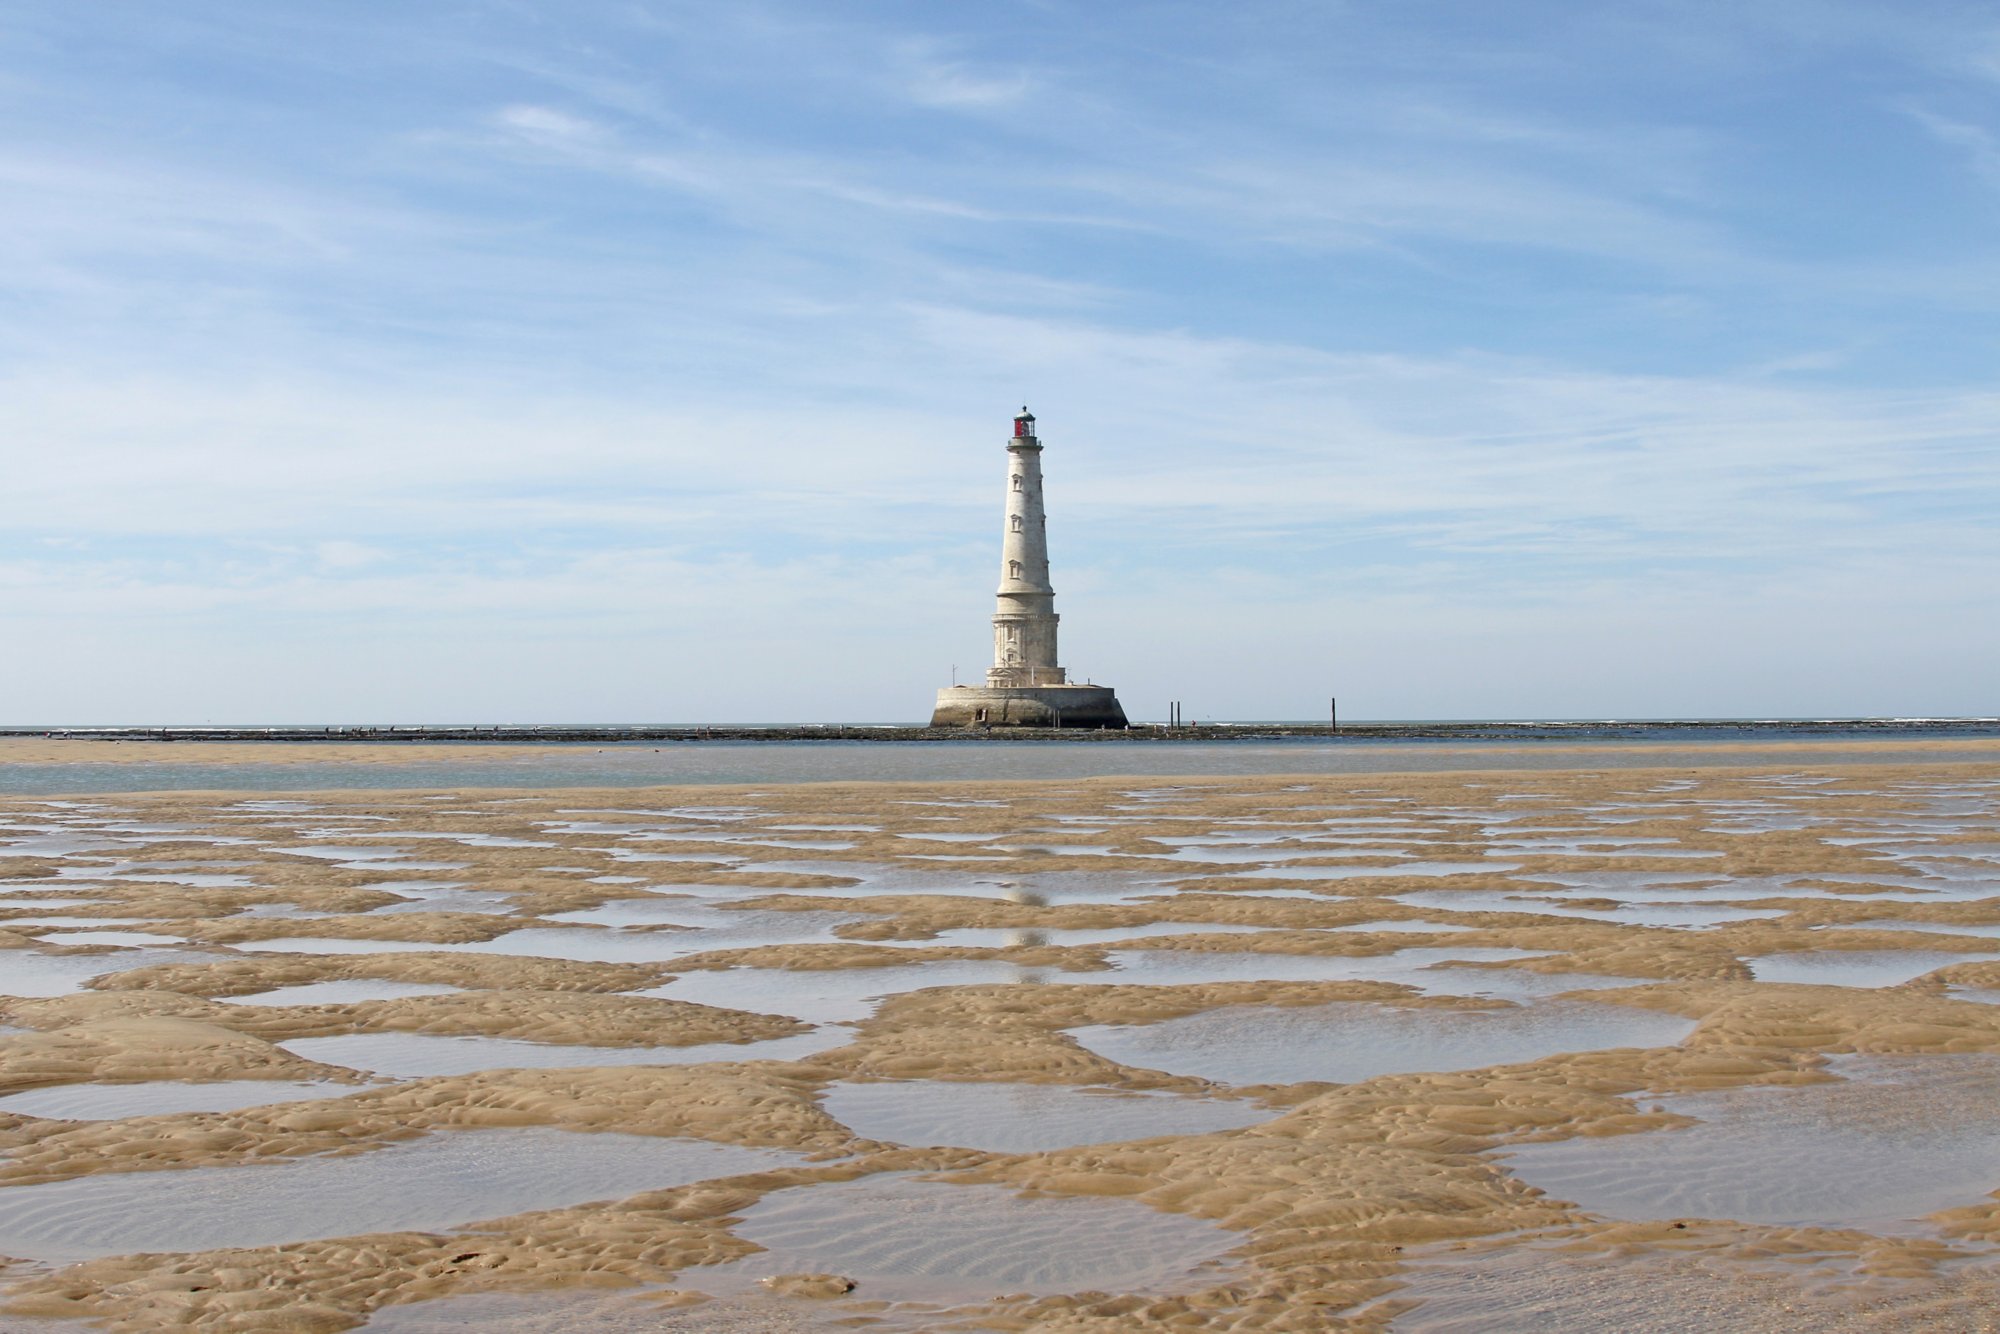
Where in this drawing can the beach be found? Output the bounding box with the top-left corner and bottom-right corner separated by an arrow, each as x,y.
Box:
3,740 -> 2000,1330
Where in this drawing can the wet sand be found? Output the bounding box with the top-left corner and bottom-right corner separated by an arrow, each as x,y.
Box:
1,748 -> 1998,1329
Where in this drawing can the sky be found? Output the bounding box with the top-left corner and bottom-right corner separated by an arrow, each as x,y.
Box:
2,0 -> 1997,723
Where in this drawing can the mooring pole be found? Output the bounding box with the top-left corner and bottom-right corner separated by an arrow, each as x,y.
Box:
1331,697 -> 1338,732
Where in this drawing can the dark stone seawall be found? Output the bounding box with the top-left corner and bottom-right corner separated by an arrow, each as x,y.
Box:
929,684 -> 1128,729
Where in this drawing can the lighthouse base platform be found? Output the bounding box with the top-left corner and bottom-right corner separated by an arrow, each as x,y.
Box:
930,684 -> 1128,730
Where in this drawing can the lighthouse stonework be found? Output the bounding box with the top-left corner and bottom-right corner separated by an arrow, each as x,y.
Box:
931,411 -> 1128,729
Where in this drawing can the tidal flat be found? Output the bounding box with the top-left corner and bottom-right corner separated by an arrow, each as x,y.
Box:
3,745 -> 2000,1329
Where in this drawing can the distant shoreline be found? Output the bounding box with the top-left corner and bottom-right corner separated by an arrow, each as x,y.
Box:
4,718 -> 1997,745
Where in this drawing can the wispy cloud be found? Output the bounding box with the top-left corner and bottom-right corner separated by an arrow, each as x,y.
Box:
897,39 -> 1034,110
1901,105 -> 2000,186
493,103 -> 607,147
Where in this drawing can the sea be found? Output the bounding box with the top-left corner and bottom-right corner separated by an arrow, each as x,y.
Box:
1,719 -> 1996,795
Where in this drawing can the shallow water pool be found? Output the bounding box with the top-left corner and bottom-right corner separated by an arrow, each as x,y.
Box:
1746,949 -> 1993,988
0,1127 -> 803,1261
1497,1053 -> 2000,1230
280,1026 -> 850,1077
224,979 -> 467,1006
0,1079 -> 360,1121
821,1080 -> 1271,1151
31,929 -> 186,947
904,921 -> 1274,949
1236,861 -> 1521,881
691,1173 -> 1239,1301
0,947 -> 223,998
1075,946 -> 1566,997
1071,999 -> 1695,1086
646,960 -> 1066,1024
1393,889 -> 1783,929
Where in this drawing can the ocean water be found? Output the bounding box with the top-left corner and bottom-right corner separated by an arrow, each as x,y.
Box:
4,724 -> 1998,795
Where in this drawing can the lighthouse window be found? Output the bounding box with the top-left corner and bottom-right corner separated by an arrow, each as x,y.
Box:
1011,475 -> 1023,491
1010,514 -> 1023,532
1006,624 -> 1018,642
1009,560 -> 1022,579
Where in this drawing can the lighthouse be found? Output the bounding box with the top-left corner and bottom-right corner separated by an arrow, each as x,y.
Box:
931,410 -> 1128,729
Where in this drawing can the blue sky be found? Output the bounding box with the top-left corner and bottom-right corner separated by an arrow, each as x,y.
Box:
3,0 -> 1996,722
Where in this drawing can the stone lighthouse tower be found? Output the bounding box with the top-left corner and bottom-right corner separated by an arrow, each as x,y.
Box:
931,410 -> 1127,728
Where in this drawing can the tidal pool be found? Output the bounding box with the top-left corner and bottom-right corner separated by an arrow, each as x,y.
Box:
0,915 -> 151,927
472,917 -> 867,961
1498,1054 -> 2000,1230
1382,1242 -> 1908,1333
1826,920 -> 2000,939
1746,949 -> 1991,987
1393,889 -> 1783,929
543,901 -> 865,949
278,845 -> 423,862
31,929 -> 186,947
1071,999 -> 1693,1086
647,961 -> 1066,1024
239,923 -> 862,965
312,831 -> 555,850
1328,919 -> 1477,934
736,861 -> 1167,903
369,887 -> 519,916
689,1174 -> 1239,1301
1073,946 -> 1570,997
1632,875 -> 1949,902
0,1128 -> 803,1261
898,922 -> 1274,949
1506,871 -> 1728,895
0,947 -> 223,998
0,1079 -> 358,1121
362,1290 -> 712,1332
1235,861 -> 1520,881
224,979 -> 467,1006
1151,845 -> 1418,864
647,947 -> 1617,1024
55,867 -> 234,888
280,1027 -> 850,1077
821,1080 -> 1271,1152
1490,837 -> 1703,855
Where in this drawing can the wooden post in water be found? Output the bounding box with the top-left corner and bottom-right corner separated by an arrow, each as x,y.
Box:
1331,697 -> 1338,732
